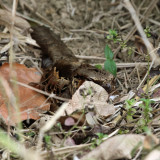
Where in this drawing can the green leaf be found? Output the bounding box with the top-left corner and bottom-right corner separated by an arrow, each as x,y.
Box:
104,45 -> 114,59
109,29 -> 118,37
95,64 -> 102,70
44,135 -> 51,145
104,59 -> 117,76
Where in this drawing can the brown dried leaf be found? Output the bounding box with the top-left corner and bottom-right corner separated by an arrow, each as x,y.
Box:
135,35 -> 147,55
91,124 -> 111,134
143,135 -> 159,150
96,103 -> 115,118
64,137 -> 76,146
145,150 -> 160,160
85,112 -> 97,126
0,63 -> 50,126
66,81 -> 108,114
152,115 -> 160,126
64,81 -> 115,118
51,135 -> 62,146
29,115 -> 52,129
152,88 -> 160,98
81,134 -> 145,160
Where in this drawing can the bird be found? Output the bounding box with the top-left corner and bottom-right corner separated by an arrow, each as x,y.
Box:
31,25 -> 113,92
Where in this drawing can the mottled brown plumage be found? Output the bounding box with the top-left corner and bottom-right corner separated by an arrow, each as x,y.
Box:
31,26 -> 78,65
31,25 -> 113,92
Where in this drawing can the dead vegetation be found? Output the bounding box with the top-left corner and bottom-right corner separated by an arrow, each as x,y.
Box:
0,0 -> 160,160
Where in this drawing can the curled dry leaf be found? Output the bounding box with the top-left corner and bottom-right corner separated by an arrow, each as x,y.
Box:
135,35 -> 147,55
152,88 -> 160,98
85,112 -> 97,126
96,103 -> 115,118
143,134 -> 159,150
29,115 -> 52,129
91,124 -> 111,134
145,150 -> 160,160
51,135 -> 62,147
64,137 -> 76,146
81,134 -> 145,160
64,81 -> 115,118
152,114 -> 160,126
0,63 -> 50,126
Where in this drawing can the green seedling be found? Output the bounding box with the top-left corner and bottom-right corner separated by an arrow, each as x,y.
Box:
90,133 -> 108,149
127,47 -> 133,56
104,45 -> 117,76
138,99 -> 153,127
125,99 -> 136,122
106,29 -> 134,56
95,64 -> 102,70
144,27 -> 151,38
125,98 -> 153,133
136,99 -> 154,133
25,131 -> 35,137
44,135 -> 52,147
118,129 -> 129,134
106,29 -> 124,44
106,29 -> 119,43
56,122 -> 65,133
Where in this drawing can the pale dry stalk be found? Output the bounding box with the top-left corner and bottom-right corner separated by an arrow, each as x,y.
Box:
123,0 -> 160,67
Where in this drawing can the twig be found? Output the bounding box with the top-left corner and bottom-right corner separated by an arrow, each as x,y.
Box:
28,57 -> 43,75
9,0 -> 18,66
0,75 -> 17,111
124,0 -> 160,64
123,0 -> 160,89
115,0 -> 159,57
132,147 -> 143,160
75,55 -> 150,68
140,15 -> 160,27
0,128 -> 42,160
22,1 -> 59,31
10,79 -> 70,102
37,102 -> 68,152
92,62 -> 150,68
123,0 -> 153,52
8,0 -> 19,133
47,129 -> 119,155
75,55 -> 106,60
137,54 -> 155,90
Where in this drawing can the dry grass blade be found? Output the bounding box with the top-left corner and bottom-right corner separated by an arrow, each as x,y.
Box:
11,79 -> 70,102
0,129 -> 42,160
37,102 -> 69,152
123,0 -> 160,67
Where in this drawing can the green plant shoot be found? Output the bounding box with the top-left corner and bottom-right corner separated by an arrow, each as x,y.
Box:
104,45 -> 117,76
